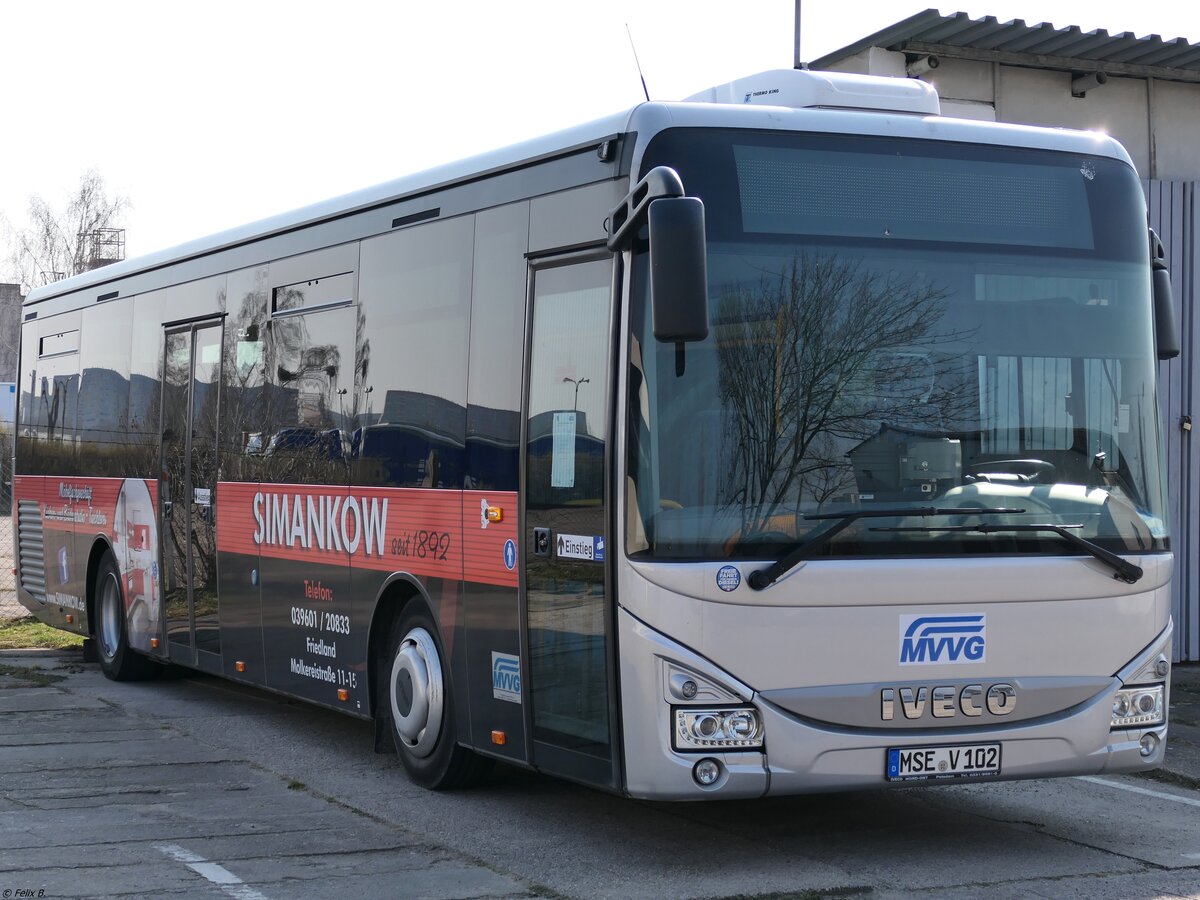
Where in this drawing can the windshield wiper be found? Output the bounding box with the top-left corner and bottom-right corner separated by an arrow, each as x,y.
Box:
871,522 -> 1143,584
747,507 -> 1026,590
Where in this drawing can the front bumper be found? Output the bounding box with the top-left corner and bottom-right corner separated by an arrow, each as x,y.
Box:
617,608 -> 1170,800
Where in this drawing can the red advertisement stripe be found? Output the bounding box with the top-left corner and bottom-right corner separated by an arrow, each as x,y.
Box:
14,475 -> 520,590
216,483 -> 518,588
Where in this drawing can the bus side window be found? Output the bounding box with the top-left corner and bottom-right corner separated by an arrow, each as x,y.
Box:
356,216 -> 473,488
260,306 -> 357,487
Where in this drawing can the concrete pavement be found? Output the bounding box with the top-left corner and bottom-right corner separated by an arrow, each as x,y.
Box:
1,648 -> 1198,899
1164,661 -> 1200,788
0,650 -> 537,899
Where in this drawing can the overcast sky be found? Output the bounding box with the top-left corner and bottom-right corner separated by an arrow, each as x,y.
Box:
3,0 -> 1199,267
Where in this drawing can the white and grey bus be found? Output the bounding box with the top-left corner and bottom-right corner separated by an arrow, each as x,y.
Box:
15,69 -> 1177,798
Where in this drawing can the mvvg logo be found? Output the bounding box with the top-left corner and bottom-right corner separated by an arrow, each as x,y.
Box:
491,652 -> 522,704
899,614 -> 986,665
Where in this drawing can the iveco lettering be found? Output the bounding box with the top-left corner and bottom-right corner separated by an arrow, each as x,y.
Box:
881,684 -> 1017,721
14,67 -> 1174,798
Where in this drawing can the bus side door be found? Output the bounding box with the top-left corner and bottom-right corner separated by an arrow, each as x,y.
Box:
522,252 -> 619,790
160,320 -> 223,667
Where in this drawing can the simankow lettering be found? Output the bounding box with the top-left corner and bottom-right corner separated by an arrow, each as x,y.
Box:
252,491 -> 388,557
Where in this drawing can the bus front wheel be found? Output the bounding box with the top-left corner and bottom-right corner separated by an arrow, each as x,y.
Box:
383,605 -> 491,790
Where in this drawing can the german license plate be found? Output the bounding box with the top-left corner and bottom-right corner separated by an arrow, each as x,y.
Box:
886,743 -> 1001,782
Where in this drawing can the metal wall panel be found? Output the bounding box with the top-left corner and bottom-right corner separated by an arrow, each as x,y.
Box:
1146,180 -> 1198,661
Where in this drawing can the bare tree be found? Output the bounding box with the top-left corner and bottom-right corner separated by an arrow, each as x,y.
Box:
6,168 -> 128,292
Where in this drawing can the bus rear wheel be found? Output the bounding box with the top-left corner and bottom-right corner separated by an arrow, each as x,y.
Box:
383,605 -> 491,790
95,552 -> 157,681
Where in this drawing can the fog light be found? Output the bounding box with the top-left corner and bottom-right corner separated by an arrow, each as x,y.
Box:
1111,684 -> 1164,728
1140,732 -> 1159,758
1155,658 -> 1170,678
680,679 -> 698,700
693,757 -> 721,786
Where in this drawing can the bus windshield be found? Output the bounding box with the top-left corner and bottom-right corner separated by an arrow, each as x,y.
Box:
627,129 -> 1169,562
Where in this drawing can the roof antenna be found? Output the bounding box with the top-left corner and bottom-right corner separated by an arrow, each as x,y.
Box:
626,24 -> 652,102
793,0 -> 807,69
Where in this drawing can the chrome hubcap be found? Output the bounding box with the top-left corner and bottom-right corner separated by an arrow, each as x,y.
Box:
390,626 -> 443,758
99,572 -> 122,660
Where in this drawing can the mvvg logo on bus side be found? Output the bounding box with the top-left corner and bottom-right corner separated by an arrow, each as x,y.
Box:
899,614 -> 986,665
492,652 -> 521,704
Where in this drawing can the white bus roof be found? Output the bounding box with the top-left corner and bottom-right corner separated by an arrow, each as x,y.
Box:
25,69 -> 1133,307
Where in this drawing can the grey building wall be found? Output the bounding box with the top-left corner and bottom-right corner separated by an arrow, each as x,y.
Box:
821,49 -> 1200,181
0,284 -> 21,383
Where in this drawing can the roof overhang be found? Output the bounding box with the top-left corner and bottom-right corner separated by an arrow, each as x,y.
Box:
811,9 -> 1200,84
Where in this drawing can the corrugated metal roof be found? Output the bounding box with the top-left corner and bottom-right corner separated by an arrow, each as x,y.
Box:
811,9 -> 1200,81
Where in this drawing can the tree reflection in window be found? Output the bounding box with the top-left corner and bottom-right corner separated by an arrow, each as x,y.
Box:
712,253 -> 973,539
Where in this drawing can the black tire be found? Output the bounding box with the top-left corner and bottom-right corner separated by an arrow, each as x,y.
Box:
380,604 -> 491,790
94,552 -> 158,681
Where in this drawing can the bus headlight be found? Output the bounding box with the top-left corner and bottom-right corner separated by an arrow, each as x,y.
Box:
674,707 -> 763,750
1110,684 -> 1164,728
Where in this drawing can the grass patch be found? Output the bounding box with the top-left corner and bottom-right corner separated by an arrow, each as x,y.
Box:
0,617 -> 85,650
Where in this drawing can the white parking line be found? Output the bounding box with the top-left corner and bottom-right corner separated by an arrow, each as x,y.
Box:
155,844 -> 269,900
1077,775 -> 1200,808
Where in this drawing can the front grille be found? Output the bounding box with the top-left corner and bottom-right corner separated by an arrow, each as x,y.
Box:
17,500 -> 46,602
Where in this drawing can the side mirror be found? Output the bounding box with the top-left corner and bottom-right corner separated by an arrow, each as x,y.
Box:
1150,229 -> 1180,361
649,197 -> 709,343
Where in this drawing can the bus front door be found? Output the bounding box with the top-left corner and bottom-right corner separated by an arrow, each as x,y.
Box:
160,321 -> 223,668
522,254 -> 619,790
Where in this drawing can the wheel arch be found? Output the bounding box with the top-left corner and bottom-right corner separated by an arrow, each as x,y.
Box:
365,572 -> 440,719
85,534 -> 117,638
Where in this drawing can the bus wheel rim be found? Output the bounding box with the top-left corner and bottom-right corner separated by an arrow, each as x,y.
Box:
100,572 -> 122,660
390,626 -> 443,757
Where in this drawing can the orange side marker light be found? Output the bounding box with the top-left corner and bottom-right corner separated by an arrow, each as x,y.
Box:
337,688 -> 349,702
235,661 -> 246,673
491,730 -> 507,746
